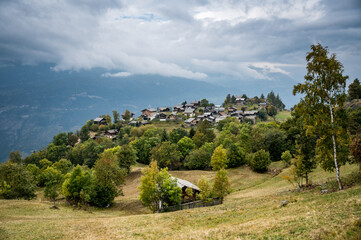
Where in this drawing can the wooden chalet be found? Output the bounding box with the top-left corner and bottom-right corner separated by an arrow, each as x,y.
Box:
190,101 -> 200,108
172,177 -> 201,203
105,129 -> 118,139
94,117 -> 107,125
159,112 -> 167,121
184,108 -> 195,117
159,107 -> 170,112
235,96 -> 246,105
173,105 -> 184,112
184,117 -> 197,126
141,108 -> 157,117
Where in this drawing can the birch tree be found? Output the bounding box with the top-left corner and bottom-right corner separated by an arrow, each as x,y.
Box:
293,43 -> 349,190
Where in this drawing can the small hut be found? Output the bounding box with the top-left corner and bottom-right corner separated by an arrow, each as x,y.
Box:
172,177 -> 200,203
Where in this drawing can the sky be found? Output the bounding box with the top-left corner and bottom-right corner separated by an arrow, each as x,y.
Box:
0,0 -> 361,95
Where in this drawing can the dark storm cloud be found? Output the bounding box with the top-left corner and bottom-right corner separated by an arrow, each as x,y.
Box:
0,0 -> 360,81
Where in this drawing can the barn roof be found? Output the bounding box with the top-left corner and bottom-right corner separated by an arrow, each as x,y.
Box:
172,177 -> 200,191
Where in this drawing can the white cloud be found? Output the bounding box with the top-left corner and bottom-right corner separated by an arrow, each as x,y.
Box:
102,72 -> 132,77
0,0 -> 360,82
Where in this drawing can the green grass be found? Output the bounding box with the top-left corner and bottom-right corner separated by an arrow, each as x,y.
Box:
1,163 -> 361,239
275,110 -> 292,122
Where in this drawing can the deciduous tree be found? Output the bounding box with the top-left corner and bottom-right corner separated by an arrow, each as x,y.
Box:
293,43 -> 349,190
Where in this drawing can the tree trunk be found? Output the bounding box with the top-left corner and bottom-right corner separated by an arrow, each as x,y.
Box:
329,104 -> 343,190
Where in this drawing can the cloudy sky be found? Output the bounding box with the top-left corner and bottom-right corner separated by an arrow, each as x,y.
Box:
0,0 -> 360,86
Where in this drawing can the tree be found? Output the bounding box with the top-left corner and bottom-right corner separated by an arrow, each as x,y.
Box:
138,161 -> 182,211
8,150 -> 22,164
350,135 -> 361,171
62,165 -> 94,206
43,167 -> 63,203
177,137 -> 195,159
212,168 -> 230,202
91,151 -> 125,207
123,109 -> 132,121
150,142 -> 182,170
197,176 -> 212,202
52,159 -> 72,174
260,93 -> 265,100
67,133 -> 78,147
281,150 -> 292,166
112,110 -> 120,123
249,150 -> 271,173
200,98 -> 211,107
46,143 -> 67,163
184,142 -> 213,170
348,78 -> 361,100
53,132 -> 68,146
293,43 -> 349,190
267,105 -> 278,118
131,136 -> 161,164
0,162 -> 36,200
117,144 -> 137,174
211,145 -> 228,171
168,128 -> 188,144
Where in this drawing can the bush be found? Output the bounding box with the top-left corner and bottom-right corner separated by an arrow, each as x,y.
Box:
249,150 -> 271,173
281,150 -> 292,166
0,162 -> 36,200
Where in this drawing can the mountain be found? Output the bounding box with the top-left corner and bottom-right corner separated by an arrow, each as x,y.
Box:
0,64 -> 232,162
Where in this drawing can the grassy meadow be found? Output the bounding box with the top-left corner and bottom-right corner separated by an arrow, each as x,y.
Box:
1,163 -> 361,239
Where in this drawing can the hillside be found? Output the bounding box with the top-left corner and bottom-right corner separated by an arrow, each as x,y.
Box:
1,162 -> 360,239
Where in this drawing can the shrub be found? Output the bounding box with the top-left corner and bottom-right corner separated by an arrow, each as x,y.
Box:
0,162 -> 36,200
249,150 -> 271,173
281,150 -> 292,166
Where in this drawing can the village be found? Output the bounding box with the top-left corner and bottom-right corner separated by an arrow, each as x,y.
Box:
92,95 -> 271,139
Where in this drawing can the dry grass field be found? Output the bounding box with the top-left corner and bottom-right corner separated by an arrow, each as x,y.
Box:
1,163 -> 361,240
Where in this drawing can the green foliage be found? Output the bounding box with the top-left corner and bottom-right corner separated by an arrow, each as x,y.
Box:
177,137 -> 195,159
197,176 -> 212,202
123,109 -> 132,121
131,136 -> 161,164
184,142 -> 213,170
281,150 -> 292,166
249,150 -> 271,173
266,105 -> 278,117
91,151 -> 125,207
53,132 -> 68,146
67,133 -> 78,147
212,168 -> 230,201
112,110 -> 120,123
211,145 -> 229,170
62,165 -> 94,206
8,150 -> 22,164
150,142 -> 182,170
226,143 -> 246,168
350,135 -> 361,171
117,144 -> 137,174
293,44 -> 349,190
348,78 -> 361,100
43,167 -> 63,203
349,107 -> 361,135
251,123 -> 287,162
267,91 -> 285,110
46,143 -> 68,163
24,149 -> 47,166
26,164 -> 41,184
168,128 -> 188,144
258,110 -> 268,121
80,124 -> 90,142
0,162 -> 36,200
138,161 -> 182,211
82,140 -> 105,168
52,159 -> 72,174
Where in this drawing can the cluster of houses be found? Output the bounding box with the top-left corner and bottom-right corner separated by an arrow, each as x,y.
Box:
91,98 -> 267,140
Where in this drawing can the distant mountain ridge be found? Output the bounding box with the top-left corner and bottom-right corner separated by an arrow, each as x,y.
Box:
0,64 -> 232,162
